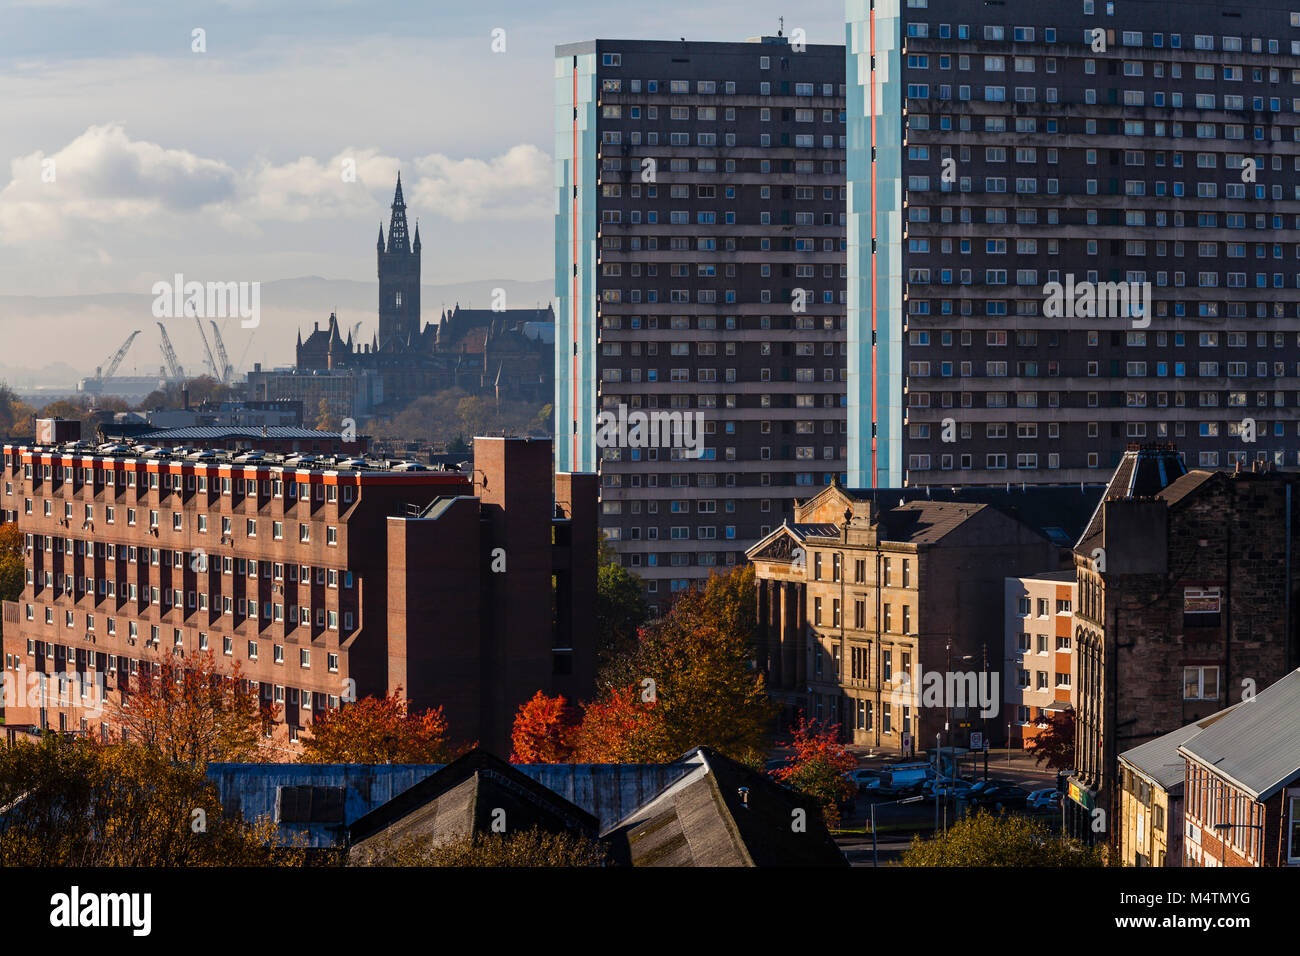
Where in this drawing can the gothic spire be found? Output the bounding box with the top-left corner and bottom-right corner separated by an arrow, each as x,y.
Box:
387,173 -> 410,254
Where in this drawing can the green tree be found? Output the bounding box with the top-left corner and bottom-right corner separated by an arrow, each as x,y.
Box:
902,810 -> 1110,867
456,395 -> 493,438
595,561 -> 650,670
533,403 -> 553,435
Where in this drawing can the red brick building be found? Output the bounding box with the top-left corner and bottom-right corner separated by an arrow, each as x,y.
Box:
1179,668 -> 1300,867
0,436 -> 595,756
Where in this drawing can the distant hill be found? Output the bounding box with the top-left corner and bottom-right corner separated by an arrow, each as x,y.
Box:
0,276 -> 554,389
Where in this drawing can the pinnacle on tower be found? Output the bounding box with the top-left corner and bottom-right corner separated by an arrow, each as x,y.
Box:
387,173 -> 410,254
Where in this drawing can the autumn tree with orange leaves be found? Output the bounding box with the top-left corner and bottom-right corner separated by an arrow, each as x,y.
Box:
299,688 -> 457,763
773,717 -> 857,826
510,691 -> 580,762
509,565 -> 773,765
109,651 -> 275,768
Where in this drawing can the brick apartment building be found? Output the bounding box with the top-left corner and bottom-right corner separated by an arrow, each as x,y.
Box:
554,35 -> 848,604
1067,444 -> 1300,844
746,480 -> 1095,750
847,0 -> 1300,488
1003,570 -> 1076,747
1179,668 -> 1300,867
0,435 -> 595,755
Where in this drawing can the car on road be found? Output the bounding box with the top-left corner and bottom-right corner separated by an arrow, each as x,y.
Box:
966,779 -> 1014,799
922,778 -> 975,799
1027,788 -> 1063,811
970,785 -> 1031,812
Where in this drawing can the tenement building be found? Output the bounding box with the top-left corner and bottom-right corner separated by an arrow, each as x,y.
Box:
1067,444 -> 1300,845
554,35 -> 848,606
746,479 -> 1097,749
0,436 -> 595,755
848,0 -> 1300,487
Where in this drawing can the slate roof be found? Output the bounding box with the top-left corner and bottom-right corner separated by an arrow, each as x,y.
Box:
208,758 -> 693,846
128,426 -> 344,441
1178,668 -> 1300,801
601,747 -> 847,867
840,484 -> 1103,547
1119,705 -> 1240,793
346,750 -> 599,861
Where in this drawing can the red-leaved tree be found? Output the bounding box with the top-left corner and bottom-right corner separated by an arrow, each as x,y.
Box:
299,687 -> 457,763
510,691 -> 579,763
773,717 -> 858,826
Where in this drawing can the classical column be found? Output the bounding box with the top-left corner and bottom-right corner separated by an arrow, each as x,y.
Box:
781,582 -> 798,691
795,584 -> 808,688
757,579 -> 775,684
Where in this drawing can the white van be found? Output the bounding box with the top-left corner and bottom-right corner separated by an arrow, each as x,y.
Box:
882,764 -> 936,791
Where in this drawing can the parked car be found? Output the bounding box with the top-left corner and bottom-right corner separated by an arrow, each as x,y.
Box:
1027,789 -> 1063,811
971,785 -> 1031,811
967,779 -> 1014,799
922,778 -> 975,801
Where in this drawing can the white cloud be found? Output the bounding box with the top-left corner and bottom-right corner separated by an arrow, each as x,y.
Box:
0,123 -> 237,241
0,124 -> 550,246
409,145 -> 551,222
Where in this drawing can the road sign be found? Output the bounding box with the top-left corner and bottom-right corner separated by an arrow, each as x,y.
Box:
970,732 -> 984,750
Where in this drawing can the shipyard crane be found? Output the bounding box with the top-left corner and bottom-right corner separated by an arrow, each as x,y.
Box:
209,320 -> 233,384
193,315 -> 221,381
96,330 -> 141,380
157,322 -> 185,380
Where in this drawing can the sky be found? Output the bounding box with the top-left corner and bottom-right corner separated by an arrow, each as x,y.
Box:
0,0 -> 848,299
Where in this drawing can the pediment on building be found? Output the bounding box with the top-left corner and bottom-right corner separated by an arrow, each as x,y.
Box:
746,525 -> 804,563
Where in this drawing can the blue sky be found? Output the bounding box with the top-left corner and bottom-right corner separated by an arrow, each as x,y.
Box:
0,0 -> 847,297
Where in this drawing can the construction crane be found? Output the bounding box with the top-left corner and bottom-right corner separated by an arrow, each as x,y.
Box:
157,322 -> 184,380
193,315 -> 220,381
209,320 -> 233,384
97,330 -> 141,380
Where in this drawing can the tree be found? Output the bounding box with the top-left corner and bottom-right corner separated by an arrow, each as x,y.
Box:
1025,708 -> 1076,771
0,522 -> 23,604
533,403 -> 553,435
569,684 -> 656,763
902,810 -> 1109,867
360,826 -> 609,867
456,395 -> 492,438
109,651 -> 275,768
315,398 -> 340,431
299,688 -> 456,763
0,735 -> 301,866
773,718 -> 857,827
594,562 -> 649,669
510,691 -> 579,763
590,565 -> 774,764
